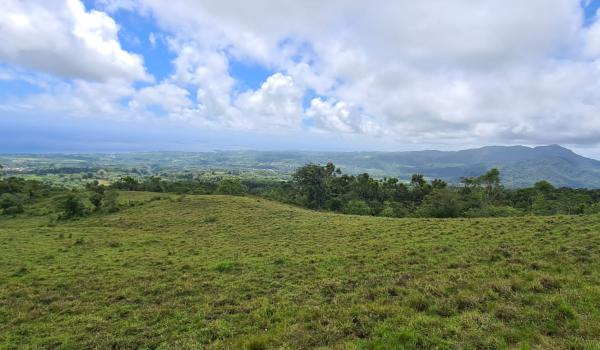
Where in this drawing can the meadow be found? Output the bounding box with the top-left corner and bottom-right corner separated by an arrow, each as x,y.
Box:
2,192 -> 600,349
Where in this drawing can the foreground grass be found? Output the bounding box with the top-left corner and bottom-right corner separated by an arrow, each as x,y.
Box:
1,193 -> 600,349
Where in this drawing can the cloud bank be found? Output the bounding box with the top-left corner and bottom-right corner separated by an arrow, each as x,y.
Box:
1,0 -> 600,152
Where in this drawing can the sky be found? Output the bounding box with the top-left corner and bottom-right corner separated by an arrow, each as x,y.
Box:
1,0 -> 600,157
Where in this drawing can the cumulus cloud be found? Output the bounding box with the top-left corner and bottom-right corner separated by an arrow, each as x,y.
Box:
129,83 -> 191,115
4,0 -> 600,150
0,0 -> 149,82
234,73 -> 304,129
307,98 -> 380,135
169,43 -> 236,121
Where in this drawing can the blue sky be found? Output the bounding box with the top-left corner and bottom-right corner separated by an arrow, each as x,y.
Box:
2,0 -> 600,157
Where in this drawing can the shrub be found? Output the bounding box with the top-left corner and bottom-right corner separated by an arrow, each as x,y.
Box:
216,178 -> 248,196
381,201 -> 409,218
102,190 -> 120,213
0,193 -> 24,215
2,203 -> 24,215
58,193 -> 88,219
325,198 -> 344,211
585,202 -> 600,214
89,192 -> 104,211
343,200 -> 372,215
464,205 -> 523,218
416,189 -> 464,218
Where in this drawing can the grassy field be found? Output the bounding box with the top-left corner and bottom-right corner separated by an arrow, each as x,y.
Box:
2,192 -> 600,349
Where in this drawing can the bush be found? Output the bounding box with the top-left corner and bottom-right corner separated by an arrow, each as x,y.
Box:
2,204 -> 24,215
416,189 -> 464,218
343,200 -> 372,215
585,202 -> 600,214
0,193 -> 24,215
464,206 -> 523,218
58,193 -> 88,219
381,201 -> 409,218
216,178 -> 248,196
102,190 -> 120,213
89,192 -> 104,211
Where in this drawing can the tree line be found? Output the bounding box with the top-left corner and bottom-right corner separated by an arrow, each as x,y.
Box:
3,162 -> 600,219
107,163 -> 600,218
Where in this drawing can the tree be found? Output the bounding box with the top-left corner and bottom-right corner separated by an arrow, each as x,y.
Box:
534,180 -> 555,193
431,179 -> 447,190
352,173 -> 381,203
216,178 -> 248,196
113,176 -> 140,191
531,194 -> 557,216
293,163 -> 336,209
102,190 -> 120,213
585,202 -> 600,214
87,180 -> 106,211
59,194 -> 88,219
478,168 -> 501,189
478,168 -> 502,204
416,189 -> 464,218
89,192 -> 104,211
145,176 -> 164,192
460,176 -> 479,192
409,174 -> 432,207
411,174 -> 427,188
0,193 -> 24,215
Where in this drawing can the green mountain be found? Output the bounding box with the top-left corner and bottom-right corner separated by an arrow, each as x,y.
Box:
205,144 -> 600,188
319,144 -> 600,188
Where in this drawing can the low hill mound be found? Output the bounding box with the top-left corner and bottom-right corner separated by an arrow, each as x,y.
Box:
2,193 -> 600,348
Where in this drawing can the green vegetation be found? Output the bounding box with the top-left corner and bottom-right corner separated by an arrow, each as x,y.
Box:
76,164 -> 594,219
2,155 -> 600,348
3,144 -> 600,188
216,178 -> 248,196
265,164 -> 600,218
2,190 -> 600,348
2,161 -> 600,221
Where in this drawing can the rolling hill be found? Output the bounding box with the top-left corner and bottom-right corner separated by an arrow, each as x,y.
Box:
2,192 -> 600,348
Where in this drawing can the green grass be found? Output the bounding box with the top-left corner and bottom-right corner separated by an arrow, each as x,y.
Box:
2,192 -> 600,349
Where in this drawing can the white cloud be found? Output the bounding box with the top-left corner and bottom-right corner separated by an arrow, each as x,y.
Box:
307,98 -> 376,135
584,9 -> 600,58
10,79 -> 135,118
103,0 -> 598,145
5,0 -> 600,150
129,83 -> 191,115
0,0 -> 149,82
234,73 -> 304,130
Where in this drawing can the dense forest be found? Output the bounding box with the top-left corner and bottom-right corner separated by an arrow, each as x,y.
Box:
3,163 -> 600,219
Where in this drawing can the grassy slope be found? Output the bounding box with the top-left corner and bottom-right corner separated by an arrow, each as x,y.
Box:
1,193 -> 600,349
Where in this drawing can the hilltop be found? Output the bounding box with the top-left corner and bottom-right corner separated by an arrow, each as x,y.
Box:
2,192 -> 600,348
